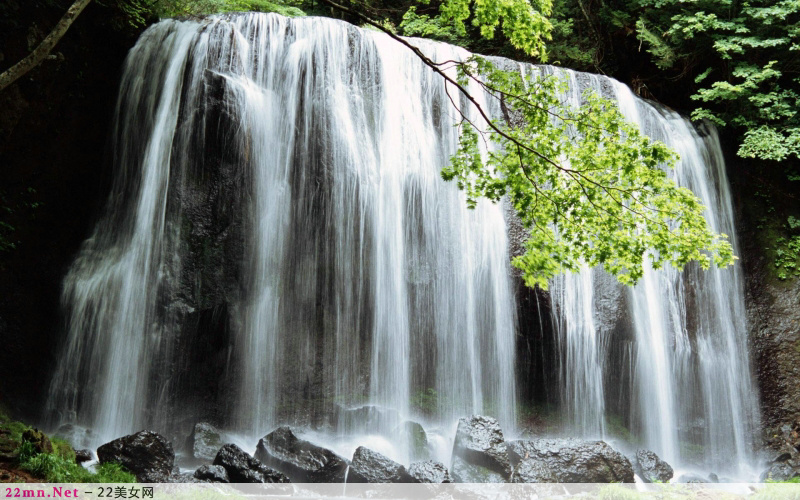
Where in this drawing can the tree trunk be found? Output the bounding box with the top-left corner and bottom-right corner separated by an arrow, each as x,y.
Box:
0,0 -> 94,93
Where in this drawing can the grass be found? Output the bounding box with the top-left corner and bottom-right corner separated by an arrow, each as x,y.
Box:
17,444 -> 137,483
3,408 -> 136,483
0,410 -> 30,443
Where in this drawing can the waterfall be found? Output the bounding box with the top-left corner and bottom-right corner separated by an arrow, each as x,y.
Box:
46,13 -> 517,463
549,68 -> 760,475
45,12 -> 759,476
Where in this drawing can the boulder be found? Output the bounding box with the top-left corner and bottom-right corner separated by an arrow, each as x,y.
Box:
186,422 -> 222,462
399,421 -> 429,461
634,449 -> 673,483
507,439 -> 634,483
22,428 -> 53,455
450,415 -> 510,482
75,449 -> 93,464
212,443 -> 289,483
254,426 -> 348,483
676,473 -> 709,483
408,460 -> 451,483
761,462 -> 799,482
193,464 -> 229,483
346,446 -> 418,483
451,455 -> 506,483
97,430 -> 174,482
510,459 -> 557,483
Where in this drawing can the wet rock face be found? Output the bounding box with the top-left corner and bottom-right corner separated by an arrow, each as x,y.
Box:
97,430 -> 175,483
212,444 -> 289,483
408,460 -> 451,483
254,426 -> 348,483
510,459 -> 556,483
186,422 -> 222,462
451,455 -> 506,483
635,449 -> 674,483
760,424 -> 800,481
737,175 -> 800,431
193,464 -> 229,483
451,415 -> 511,482
346,446 -> 417,483
507,438 -> 634,483
762,462 -> 800,482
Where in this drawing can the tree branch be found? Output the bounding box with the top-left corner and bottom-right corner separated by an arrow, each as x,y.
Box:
0,0 -> 94,93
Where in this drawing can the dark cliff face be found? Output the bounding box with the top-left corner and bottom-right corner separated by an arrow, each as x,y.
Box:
0,1 -> 140,419
727,140 -> 800,438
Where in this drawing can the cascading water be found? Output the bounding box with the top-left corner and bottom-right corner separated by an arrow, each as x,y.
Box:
549,68 -> 760,476
45,11 -> 760,477
46,13 -> 516,464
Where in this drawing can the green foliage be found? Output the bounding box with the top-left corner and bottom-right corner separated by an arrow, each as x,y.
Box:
436,0 -> 553,58
51,437 -> 76,462
443,57 -> 734,288
633,0 -> 800,163
399,6 -> 466,44
18,448 -> 137,483
15,441 -> 37,463
772,231 -> 800,281
0,410 -> 30,442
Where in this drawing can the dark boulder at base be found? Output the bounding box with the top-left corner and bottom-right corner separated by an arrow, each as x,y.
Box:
761,462 -> 800,482
75,449 -> 93,464
634,449 -> 674,483
346,446 -> 418,483
451,455 -> 506,483
97,430 -> 175,483
507,439 -> 634,483
450,415 -> 511,482
194,464 -> 229,483
408,460 -> 451,483
254,426 -> 348,483
22,428 -> 53,455
186,422 -> 222,462
213,444 -> 289,483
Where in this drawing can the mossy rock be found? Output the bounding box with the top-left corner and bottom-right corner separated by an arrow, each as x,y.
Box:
22,428 -> 53,455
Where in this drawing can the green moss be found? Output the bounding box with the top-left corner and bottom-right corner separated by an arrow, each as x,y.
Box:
0,410 -> 30,443
51,437 -> 76,462
605,414 -> 639,445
